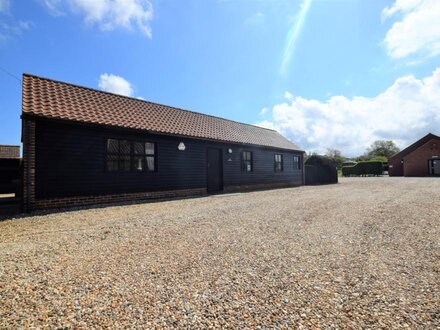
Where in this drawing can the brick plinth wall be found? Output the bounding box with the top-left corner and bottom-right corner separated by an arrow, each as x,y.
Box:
224,181 -> 299,193
34,188 -> 207,210
22,119 -> 36,212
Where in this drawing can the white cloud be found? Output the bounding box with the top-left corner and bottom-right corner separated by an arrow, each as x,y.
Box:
42,0 -> 153,38
256,68 -> 440,156
382,0 -> 440,59
42,0 -> 64,16
98,73 -> 134,97
0,0 -> 32,42
0,17 -> 32,41
0,0 -> 10,12
284,91 -> 293,101
382,0 -> 424,18
259,107 -> 269,116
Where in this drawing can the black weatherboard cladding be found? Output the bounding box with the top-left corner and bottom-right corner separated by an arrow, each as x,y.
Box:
35,119 -> 303,199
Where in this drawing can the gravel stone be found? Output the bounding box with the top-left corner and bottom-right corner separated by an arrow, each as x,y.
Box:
0,177 -> 439,328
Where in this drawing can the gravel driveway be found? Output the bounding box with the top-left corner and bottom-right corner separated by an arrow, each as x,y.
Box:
1,177 -> 439,329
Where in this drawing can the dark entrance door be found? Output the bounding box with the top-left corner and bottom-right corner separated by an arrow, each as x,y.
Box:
207,148 -> 223,192
428,159 -> 440,176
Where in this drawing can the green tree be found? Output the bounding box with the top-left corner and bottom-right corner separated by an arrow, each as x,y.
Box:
325,148 -> 347,168
366,140 -> 400,159
369,155 -> 388,163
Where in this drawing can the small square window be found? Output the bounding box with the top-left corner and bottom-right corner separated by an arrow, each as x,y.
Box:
145,142 -> 155,155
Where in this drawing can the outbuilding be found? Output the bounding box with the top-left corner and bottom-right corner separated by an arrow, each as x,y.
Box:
21,74 -> 304,211
0,145 -> 20,159
0,145 -> 21,195
389,133 -> 440,177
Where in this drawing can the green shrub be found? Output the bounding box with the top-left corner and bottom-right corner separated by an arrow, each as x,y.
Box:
369,156 -> 388,163
305,164 -> 338,185
305,155 -> 334,167
341,166 -> 355,176
342,161 -> 383,177
342,160 -> 357,167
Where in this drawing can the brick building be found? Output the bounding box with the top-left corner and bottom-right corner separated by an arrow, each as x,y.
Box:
389,133 -> 440,177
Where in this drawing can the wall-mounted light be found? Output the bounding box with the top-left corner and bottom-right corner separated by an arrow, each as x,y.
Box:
178,142 -> 186,151
228,148 -> 232,154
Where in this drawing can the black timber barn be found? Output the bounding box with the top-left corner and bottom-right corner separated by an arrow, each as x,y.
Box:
21,74 -> 304,211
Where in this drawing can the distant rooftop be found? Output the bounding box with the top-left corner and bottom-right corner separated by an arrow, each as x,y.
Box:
0,145 -> 20,159
390,133 -> 440,160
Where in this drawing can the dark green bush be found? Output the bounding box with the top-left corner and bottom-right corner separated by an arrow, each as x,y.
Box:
342,161 -> 383,177
341,160 -> 357,167
305,155 -> 334,167
369,156 -> 388,163
341,166 -> 355,176
305,155 -> 338,185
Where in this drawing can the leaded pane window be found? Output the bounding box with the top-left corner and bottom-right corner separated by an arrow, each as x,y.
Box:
293,155 -> 301,170
106,139 -> 131,172
274,154 -> 283,172
119,140 -> 131,171
106,139 -> 155,172
133,141 -> 156,172
134,142 -> 145,171
241,151 -> 253,172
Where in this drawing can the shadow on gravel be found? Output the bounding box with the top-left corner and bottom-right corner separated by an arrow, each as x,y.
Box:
1,185 -> 308,222
0,194 -> 209,222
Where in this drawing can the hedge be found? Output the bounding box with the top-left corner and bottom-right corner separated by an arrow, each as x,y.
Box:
342,161 -> 383,176
305,155 -> 334,167
305,155 -> 338,185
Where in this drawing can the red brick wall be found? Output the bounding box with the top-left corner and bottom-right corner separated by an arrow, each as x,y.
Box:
388,157 -> 403,176
34,183 -> 300,211
34,188 -> 207,210
32,183 -> 301,211
403,138 -> 440,176
224,181 -> 299,193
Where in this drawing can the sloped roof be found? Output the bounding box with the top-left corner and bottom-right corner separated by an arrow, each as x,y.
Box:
0,145 -> 20,159
389,133 -> 440,160
22,74 -> 302,151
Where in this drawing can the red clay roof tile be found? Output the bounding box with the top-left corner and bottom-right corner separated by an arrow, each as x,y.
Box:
22,74 -> 302,151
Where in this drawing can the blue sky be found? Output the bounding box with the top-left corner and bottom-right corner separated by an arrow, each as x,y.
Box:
1,0 -> 439,156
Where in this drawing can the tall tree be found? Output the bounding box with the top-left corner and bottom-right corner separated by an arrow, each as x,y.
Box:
325,148 -> 347,168
366,140 -> 400,159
